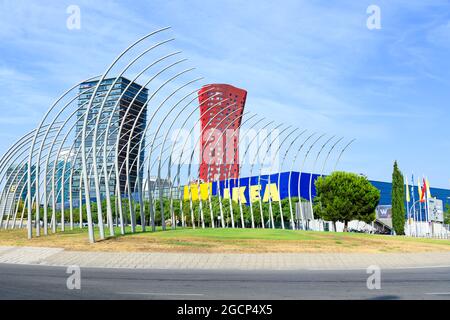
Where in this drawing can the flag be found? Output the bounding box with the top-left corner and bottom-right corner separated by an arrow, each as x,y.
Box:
419,178 -> 425,203
425,177 -> 432,199
405,176 -> 410,203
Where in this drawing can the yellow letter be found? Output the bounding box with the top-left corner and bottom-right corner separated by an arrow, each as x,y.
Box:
183,185 -> 198,201
263,183 -> 280,202
199,183 -> 211,200
223,188 -> 230,200
232,187 -> 247,203
249,185 -> 261,203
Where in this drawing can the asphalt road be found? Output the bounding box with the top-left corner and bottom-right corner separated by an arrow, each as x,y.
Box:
0,263 -> 449,300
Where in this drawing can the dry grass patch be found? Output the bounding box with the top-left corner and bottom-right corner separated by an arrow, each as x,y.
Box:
0,227 -> 449,254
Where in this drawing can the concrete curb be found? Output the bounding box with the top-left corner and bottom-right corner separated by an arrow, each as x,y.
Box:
1,246 -> 450,271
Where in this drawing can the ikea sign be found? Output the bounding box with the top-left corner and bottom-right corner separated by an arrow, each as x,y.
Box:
183,172 -> 320,204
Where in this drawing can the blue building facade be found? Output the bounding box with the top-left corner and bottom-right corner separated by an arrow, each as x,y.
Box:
185,172 -> 325,203
190,172 -> 450,217
370,179 -> 450,220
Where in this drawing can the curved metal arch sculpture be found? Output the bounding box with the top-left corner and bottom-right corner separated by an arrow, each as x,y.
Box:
211,115 -> 266,229
202,113 -> 260,228
0,27 -> 357,243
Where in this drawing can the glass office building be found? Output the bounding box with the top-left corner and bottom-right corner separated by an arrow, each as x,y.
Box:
72,77 -> 148,201
52,160 -> 71,204
3,164 -> 36,202
0,164 -> 36,219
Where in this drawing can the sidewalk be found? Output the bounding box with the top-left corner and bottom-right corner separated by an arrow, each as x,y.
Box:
0,246 -> 449,270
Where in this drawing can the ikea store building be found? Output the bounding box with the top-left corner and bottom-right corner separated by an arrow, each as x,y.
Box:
184,172 -> 450,234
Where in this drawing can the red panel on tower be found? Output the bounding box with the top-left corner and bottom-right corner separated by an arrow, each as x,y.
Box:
198,84 -> 247,182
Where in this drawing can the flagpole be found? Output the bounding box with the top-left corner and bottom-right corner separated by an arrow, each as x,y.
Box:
426,177 -> 433,238
411,173 -> 417,237
405,175 -> 410,236
423,175 -> 430,238
423,175 -> 427,237
418,177 -> 423,237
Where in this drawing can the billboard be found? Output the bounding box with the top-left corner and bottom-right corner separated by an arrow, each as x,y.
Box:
376,205 -> 392,219
428,198 -> 444,222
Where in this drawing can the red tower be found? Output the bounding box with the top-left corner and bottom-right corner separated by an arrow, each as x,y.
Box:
198,84 -> 247,182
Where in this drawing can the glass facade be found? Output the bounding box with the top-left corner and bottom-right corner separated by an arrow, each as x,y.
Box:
72,77 -> 148,201
48,159 -> 71,204
0,164 -> 36,217
4,164 -> 36,202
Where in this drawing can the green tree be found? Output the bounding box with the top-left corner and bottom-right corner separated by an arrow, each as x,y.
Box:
313,171 -> 380,232
444,204 -> 450,225
391,161 -> 406,235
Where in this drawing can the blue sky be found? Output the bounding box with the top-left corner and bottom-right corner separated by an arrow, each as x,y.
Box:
0,0 -> 449,187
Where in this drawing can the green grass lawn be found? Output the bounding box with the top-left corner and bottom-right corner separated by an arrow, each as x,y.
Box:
149,227 -> 317,240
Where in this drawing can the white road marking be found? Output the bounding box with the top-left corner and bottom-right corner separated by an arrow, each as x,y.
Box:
308,265 -> 450,272
425,292 -> 450,296
118,292 -> 204,296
